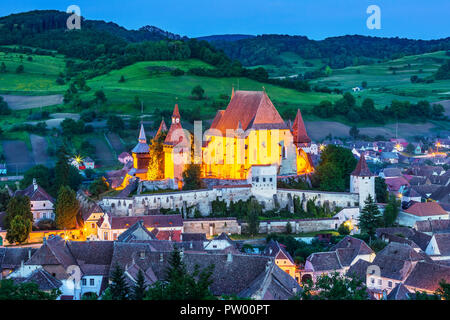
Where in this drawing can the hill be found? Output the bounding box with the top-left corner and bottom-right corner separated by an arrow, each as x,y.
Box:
196,34 -> 255,42
211,34 -> 450,70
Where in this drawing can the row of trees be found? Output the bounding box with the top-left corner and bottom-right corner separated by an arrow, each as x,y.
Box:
313,92 -> 446,124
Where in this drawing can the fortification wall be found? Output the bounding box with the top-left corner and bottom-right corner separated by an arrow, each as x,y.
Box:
183,218 -> 241,236
276,189 -> 359,211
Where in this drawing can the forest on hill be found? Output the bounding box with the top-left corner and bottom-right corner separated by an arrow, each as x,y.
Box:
210,34 -> 450,68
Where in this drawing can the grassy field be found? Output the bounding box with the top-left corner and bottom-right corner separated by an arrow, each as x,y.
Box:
311,51 -> 450,107
0,48 -> 67,93
82,59 -> 341,118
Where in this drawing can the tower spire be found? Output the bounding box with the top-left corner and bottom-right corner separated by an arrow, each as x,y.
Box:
138,122 -> 146,143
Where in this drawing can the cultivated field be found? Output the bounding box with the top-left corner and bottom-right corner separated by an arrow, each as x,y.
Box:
1,94 -> 63,110
2,140 -> 34,173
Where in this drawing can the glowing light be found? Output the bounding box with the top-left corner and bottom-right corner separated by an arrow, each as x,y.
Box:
319,144 -> 325,151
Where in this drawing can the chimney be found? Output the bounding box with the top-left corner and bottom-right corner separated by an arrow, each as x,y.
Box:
33,178 -> 37,191
28,249 -> 31,261
160,253 -> 164,262
226,252 -> 233,263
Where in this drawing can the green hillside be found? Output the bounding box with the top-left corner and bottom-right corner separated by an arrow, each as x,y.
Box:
0,48 -> 67,93
81,59 -> 340,119
311,51 -> 450,107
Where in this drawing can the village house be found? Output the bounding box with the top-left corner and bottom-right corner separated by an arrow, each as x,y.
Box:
96,214 -> 184,241
425,233 -> 450,261
397,202 -> 449,227
414,219 -> 450,235
11,236 -> 115,300
376,227 -> 431,252
403,261 -> 450,295
14,178 -> 55,223
365,242 -> 433,298
263,240 -> 299,282
302,236 -> 374,283
110,242 -> 301,300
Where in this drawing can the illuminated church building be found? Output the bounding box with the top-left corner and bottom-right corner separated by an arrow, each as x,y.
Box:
118,89 -> 313,189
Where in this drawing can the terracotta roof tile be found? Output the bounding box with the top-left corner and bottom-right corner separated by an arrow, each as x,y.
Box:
210,91 -> 288,134
405,202 -> 448,217
351,153 -> 374,177
292,109 -> 311,145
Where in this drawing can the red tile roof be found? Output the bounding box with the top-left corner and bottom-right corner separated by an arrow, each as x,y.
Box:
351,153 -> 374,177
210,90 -> 288,134
164,104 -> 189,146
405,202 -> 448,217
211,110 -> 225,129
14,182 -> 55,203
107,214 -> 183,229
155,119 -> 168,138
292,109 -> 311,145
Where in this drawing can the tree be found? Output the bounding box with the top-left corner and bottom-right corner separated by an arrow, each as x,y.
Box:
361,81 -> 367,88
88,178 -> 109,198
54,146 -> 70,194
375,177 -> 388,203
406,143 -> 415,154
16,64 -> 24,73
55,186 -> 80,229
5,195 -> 33,229
191,85 -> 205,100
0,189 -> 11,212
0,96 -> 11,115
338,222 -> 351,235
300,272 -> 368,300
132,269 -> 147,300
0,62 -> 6,73
286,221 -> 292,234
108,264 -> 130,300
21,165 -> 52,190
317,162 -> 345,192
383,194 -> 400,227
182,164 -> 203,190
0,279 -> 60,300
436,280 -> 450,300
246,198 -> 261,236
94,90 -> 107,104
107,115 -> 125,132
349,126 -> 359,140
146,246 -> 215,300
6,215 -> 32,244
119,75 -> 125,83
358,195 -> 383,240
317,145 -> 357,191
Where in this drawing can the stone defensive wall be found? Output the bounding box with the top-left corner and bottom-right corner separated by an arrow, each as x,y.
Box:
100,187 -> 360,218
276,189 -> 360,212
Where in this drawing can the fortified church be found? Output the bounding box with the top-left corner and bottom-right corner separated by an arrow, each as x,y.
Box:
116,89 -> 314,190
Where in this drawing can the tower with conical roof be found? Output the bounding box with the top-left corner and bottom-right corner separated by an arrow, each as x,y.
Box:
163,103 -> 190,186
130,123 -> 151,180
350,152 -> 376,208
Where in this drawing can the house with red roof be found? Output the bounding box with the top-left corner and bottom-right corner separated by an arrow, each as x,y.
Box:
398,202 -> 449,227
97,214 -> 183,241
14,179 -> 55,223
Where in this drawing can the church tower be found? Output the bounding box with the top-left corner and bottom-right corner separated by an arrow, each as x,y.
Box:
350,153 -> 376,208
130,123 -> 151,180
163,104 -> 190,186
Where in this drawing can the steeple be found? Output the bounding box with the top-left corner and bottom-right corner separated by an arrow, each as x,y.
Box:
292,109 -> 311,145
351,152 -> 373,177
156,118 -> 168,138
138,123 -> 146,143
172,103 -> 180,124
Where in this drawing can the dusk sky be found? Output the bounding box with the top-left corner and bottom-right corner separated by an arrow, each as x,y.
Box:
0,0 -> 449,40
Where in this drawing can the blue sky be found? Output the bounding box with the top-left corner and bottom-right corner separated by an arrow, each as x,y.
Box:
1,0 -> 449,39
